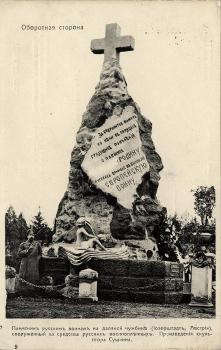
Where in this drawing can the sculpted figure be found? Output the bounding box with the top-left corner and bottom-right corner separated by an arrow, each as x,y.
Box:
17,229 -> 42,284
75,217 -> 107,251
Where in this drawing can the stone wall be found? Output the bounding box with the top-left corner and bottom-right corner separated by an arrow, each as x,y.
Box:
39,257 -> 69,285
39,257 -> 183,304
71,259 -> 183,304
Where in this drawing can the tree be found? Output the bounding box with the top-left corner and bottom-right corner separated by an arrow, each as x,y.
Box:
17,213 -> 29,241
191,186 -> 215,226
5,206 -> 25,270
178,217 -> 199,246
5,206 -> 19,243
32,208 -> 53,242
32,208 -> 46,238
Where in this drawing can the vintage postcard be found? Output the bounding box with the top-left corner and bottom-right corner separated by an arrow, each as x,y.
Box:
0,1 -> 220,349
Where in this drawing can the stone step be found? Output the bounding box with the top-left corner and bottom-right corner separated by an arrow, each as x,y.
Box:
89,259 -> 183,278
97,276 -> 183,292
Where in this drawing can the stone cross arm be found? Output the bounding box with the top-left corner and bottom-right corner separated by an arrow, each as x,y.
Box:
90,23 -> 135,62
91,35 -> 135,54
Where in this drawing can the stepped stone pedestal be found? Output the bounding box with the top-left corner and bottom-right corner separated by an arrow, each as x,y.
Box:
71,259 -> 183,304
39,257 -> 183,304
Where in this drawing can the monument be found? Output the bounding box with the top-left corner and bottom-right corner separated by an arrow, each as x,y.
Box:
54,23 -> 164,257
41,24 -> 184,304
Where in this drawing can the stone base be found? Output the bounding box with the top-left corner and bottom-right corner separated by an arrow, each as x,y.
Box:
40,257 -> 183,304
189,301 -> 213,308
39,257 -> 69,285
87,259 -> 183,304
78,296 -> 98,303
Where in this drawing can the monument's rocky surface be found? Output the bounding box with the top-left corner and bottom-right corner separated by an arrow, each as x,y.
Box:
53,58 -> 163,246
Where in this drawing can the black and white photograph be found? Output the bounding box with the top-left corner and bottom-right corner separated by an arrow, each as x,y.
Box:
1,1 -> 220,349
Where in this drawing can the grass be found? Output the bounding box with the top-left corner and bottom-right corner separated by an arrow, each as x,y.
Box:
6,296 -> 215,319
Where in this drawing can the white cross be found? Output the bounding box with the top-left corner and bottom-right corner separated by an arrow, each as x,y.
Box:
91,23 -> 135,62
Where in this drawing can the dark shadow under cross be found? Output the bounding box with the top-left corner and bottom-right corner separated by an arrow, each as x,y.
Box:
90,23 -> 135,62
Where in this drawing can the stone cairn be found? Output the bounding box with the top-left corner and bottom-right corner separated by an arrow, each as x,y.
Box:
53,23 -> 164,257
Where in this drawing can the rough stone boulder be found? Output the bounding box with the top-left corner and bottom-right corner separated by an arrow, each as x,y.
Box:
54,58 -> 163,243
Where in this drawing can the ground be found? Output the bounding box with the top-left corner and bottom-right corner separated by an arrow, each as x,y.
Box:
6,297 -> 215,319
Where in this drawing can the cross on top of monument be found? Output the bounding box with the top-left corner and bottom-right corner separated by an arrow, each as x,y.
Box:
90,23 -> 135,62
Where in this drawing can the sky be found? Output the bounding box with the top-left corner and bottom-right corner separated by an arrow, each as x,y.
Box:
1,1 -> 220,227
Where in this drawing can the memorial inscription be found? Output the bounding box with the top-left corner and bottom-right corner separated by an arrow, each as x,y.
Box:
82,106 -> 149,209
